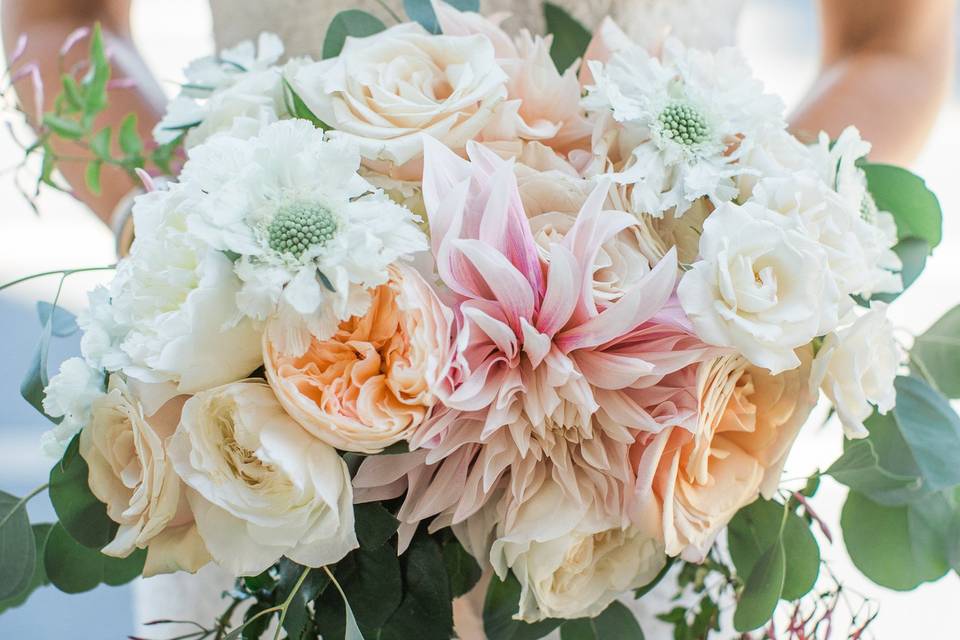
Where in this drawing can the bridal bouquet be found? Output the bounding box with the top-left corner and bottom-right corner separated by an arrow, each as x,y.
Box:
3,1 -> 958,638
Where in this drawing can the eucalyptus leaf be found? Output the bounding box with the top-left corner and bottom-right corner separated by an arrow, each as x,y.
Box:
892,376 -> 960,491
21,287 -> 61,420
733,539 -> 785,632
543,2 -> 591,73
49,435 -> 119,549
841,490 -> 948,590
559,601 -> 644,639
0,491 -> 35,600
911,304 -> 960,398
323,10 -> 387,59
868,237 -> 928,304
44,522 -> 144,594
826,439 -> 922,503
36,301 -> 78,337
863,163 -> 942,250
0,523 -> 52,614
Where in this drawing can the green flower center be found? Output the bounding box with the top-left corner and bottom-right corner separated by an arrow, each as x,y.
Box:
267,202 -> 338,258
658,102 -> 709,146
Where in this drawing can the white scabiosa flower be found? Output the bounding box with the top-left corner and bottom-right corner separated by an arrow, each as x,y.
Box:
153,33 -> 287,148
180,119 -> 428,356
40,357 -> 105,458
584,38 -> 784,217
80,185 -> 264,393
811,303 -> 902,438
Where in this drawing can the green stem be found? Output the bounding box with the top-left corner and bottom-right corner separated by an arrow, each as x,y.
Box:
0,482 -> 49,529
373,0 -> 403,23
273,567 -> 311,640
0,264 -> 116,293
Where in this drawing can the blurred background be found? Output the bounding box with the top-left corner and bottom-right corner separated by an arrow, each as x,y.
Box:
0,0 -> 957,637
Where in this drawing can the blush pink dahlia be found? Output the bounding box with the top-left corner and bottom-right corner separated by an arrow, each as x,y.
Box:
355,139 -> 716,548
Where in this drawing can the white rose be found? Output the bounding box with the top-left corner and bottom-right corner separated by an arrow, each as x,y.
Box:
41,357 -> 105,458
81,185 -> 263,393
488,483 -> 665,622
168,380 -> 358,576
677,201 -> 841,374
290,23 -> 508,176
811,303 -> 901,438
81,376 -> 210,576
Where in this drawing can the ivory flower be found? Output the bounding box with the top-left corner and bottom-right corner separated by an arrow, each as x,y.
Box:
168,381 -> 357,576
677,201 -> 841,374
629,349 -> 816,560
489,482 -> 665,622
264,264 -> 454,454
81,376 -> 210,576
41,357 -> 105,458
290,23 -> 508,178
811,303 -> 901,439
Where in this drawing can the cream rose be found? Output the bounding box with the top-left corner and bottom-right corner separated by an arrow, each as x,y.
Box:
488,483 -> 665,621
677,201 -> 841,374
80,376 -> 210,576
168,380 -> 357,576
811,303 -> 900,439
264,264 -> 453,454
629,349 -> 816,561
290,23 -> 508,178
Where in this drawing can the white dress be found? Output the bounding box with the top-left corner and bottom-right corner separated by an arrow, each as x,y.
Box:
134,0 -> 745,637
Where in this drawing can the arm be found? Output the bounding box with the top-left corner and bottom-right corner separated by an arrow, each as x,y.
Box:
3,0 -> 167,224
790,0 -> 955,165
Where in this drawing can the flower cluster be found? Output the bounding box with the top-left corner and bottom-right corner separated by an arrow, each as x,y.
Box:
39,1 -> 910,631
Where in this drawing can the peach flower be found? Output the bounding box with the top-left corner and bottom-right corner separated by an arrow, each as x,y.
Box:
628,348 -> 816,561
264,264 -> 454,454
81,376 -> 210,576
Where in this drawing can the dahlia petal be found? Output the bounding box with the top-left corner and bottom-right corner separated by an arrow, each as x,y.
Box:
454,238 -> 536,326
536,243 -> 580,337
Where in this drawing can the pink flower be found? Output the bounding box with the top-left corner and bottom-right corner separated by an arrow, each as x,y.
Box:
354,139 -> 714,549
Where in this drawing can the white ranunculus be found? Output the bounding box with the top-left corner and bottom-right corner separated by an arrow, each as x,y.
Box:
41,357 -> 105,458
677,201 -> 841,374
289,23 -> 508,175
154,33 -> 286,147
81,376 -> 210,576
168,380 -> 358,576
811,303 -> 901,438
80,185 -> 264,393
488,483 -> 665,622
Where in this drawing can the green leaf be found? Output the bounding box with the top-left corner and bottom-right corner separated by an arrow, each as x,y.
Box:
49,435 -> 119,549
543,2 -> 591,73
36,301 -> 78,337
353,502 -> 399,549
379,533 -> 452,640
841,490 -> 948,590
911,304 -> 960,398
728,499 -> 819,602
401,0 -> 480,35
336,542 -> 403,635
42,114 -> 85,140
43,522 -> 144,593
322,568 -> 366,640
282,78 -> 330,130
277,560 -> 328,640
892,376 -> 960,491
0,491 -> 36,601
0,523 -> 53,614
906,493 -> 954,581
82,23 -> 111,118
443,537 -> 482,598
559,601 -> 645,639
323,10 -> 387,58
21,283 -> 67,421
483,573 -> 562,640
60,75 -> 84,112
863,163 -> 942,250
733,539 -> 785,632
826,439 -> 922,504
85,160 -> 103,195
119,113 -> 143,156
869,237 -> 928,303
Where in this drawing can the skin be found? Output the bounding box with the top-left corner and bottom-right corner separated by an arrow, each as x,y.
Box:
3,0 -> 956,224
